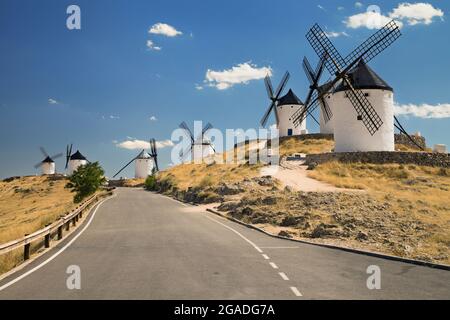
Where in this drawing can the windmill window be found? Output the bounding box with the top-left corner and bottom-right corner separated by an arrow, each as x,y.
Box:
364,93 -> 370,97
357,115 -> 363,121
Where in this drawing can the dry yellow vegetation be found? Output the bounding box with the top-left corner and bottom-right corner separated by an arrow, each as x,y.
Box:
308,162 -> 450,263
159,137 -> 334,191
278,137 -> 334,157
0,175 -> 76,244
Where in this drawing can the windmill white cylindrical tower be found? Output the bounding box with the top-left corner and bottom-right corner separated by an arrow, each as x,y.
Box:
135,151 -> 154,179
332,61 -> 394,152
68,150 -> 88,175
277,89 -> 306,137
192,143 -> 214,161
41,156 -> 56,175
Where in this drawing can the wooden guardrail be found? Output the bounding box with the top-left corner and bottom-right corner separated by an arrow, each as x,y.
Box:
0,191 -> 112,261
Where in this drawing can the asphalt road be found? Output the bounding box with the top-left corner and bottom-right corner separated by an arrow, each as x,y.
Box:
0,188 -> 449,299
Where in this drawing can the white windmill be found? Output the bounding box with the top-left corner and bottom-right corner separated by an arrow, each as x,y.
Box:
33,147 -> 63,175
179,121 -> 215,162
113,139 -> 159,179
65,144 -> 89,175
293,20 -> 423,152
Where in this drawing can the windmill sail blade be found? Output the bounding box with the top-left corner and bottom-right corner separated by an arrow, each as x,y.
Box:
264,75 -> 274,99
306,24 -> 346,75
150,138 -> 156,155
273,105 -> 280,125
344,83 -> 383,135
179,122 -> 195,142
293,93 -> 320,127
302,57 -> 316,85
260,101 -> 276,127
319,96 -> 333,123
180,145 -> 193,161
201,122 -> 213,136
34,162 -> 43,169
344,20 -> 401,67
113,154 -> 140,178
51,153 -> 63,160
65,144 -> 72,169
394,116 -> 424,150
40,147 -> 49,158
274,71 -> 290,97
153,155 -> 160,172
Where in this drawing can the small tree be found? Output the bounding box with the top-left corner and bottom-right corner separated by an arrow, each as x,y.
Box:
144,174 -> 157,191
66,162 -> 106,203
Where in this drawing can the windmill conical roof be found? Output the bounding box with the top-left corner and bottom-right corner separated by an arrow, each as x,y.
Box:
335,60 -> 393,93
42,156 -> 54,163
70,150 -> 87,160
136,150 -> 151,159
277,89 -> 304,106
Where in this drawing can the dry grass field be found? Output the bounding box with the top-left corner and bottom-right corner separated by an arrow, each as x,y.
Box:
307,162 -> 450,263
0,175 -> 76,244
0,175 -> 79,274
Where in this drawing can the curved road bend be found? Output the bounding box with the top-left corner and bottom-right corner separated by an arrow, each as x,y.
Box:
0,188 -> 449,299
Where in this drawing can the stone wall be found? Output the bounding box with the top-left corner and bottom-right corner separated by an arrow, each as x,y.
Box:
394,134 -> 426,150
305,151 -> 449,168
280,133 -> 334,142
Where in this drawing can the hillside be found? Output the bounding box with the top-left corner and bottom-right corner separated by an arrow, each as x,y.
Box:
153,137 -> 450,265
0,175 -> 77,245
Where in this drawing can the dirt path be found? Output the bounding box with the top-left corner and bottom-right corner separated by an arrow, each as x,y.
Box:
260,160 -> 361,193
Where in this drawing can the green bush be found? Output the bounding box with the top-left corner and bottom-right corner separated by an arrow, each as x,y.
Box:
65,162 -> 106,203
144,175 -> 157,190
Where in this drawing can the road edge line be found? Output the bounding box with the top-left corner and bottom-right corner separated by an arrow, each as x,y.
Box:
0,194 -> 116,291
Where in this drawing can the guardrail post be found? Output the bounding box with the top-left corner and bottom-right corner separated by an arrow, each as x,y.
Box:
66,219 -> 70,231
72,218 -> 76,226
57,225 -> 63,240
24,235 -> 30,260
44,224 -> 51,248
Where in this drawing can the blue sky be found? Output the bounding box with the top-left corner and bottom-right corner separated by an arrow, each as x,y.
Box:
0,0 -> 449,178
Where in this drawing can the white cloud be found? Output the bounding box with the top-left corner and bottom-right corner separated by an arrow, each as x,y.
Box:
205,62 -> 272,90
390,3 -> 444,26
116,139 -> 174,150
394,103 -> 450,119
338,6 -> 345,11
345,11 -> 402,29
156,140 -> 175,148
149,116 -> 157,121
345,2 -> 443,30
355,2 -> 363,8
48,98 -> 59,105
325,31 -> 349,38
146,40 -> 161,51
149,23 -> 182,37
195,84 -> 204,90
109,115 -> 120,120
318,5 -> 325,11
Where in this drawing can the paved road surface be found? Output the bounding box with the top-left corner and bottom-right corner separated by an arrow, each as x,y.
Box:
0,188 -> 449,299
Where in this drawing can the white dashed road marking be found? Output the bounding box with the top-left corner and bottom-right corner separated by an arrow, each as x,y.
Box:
269,262 -> 279,269
204,213 -> 302,298
290,286 -> 303,297
279,272 -> 289,281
